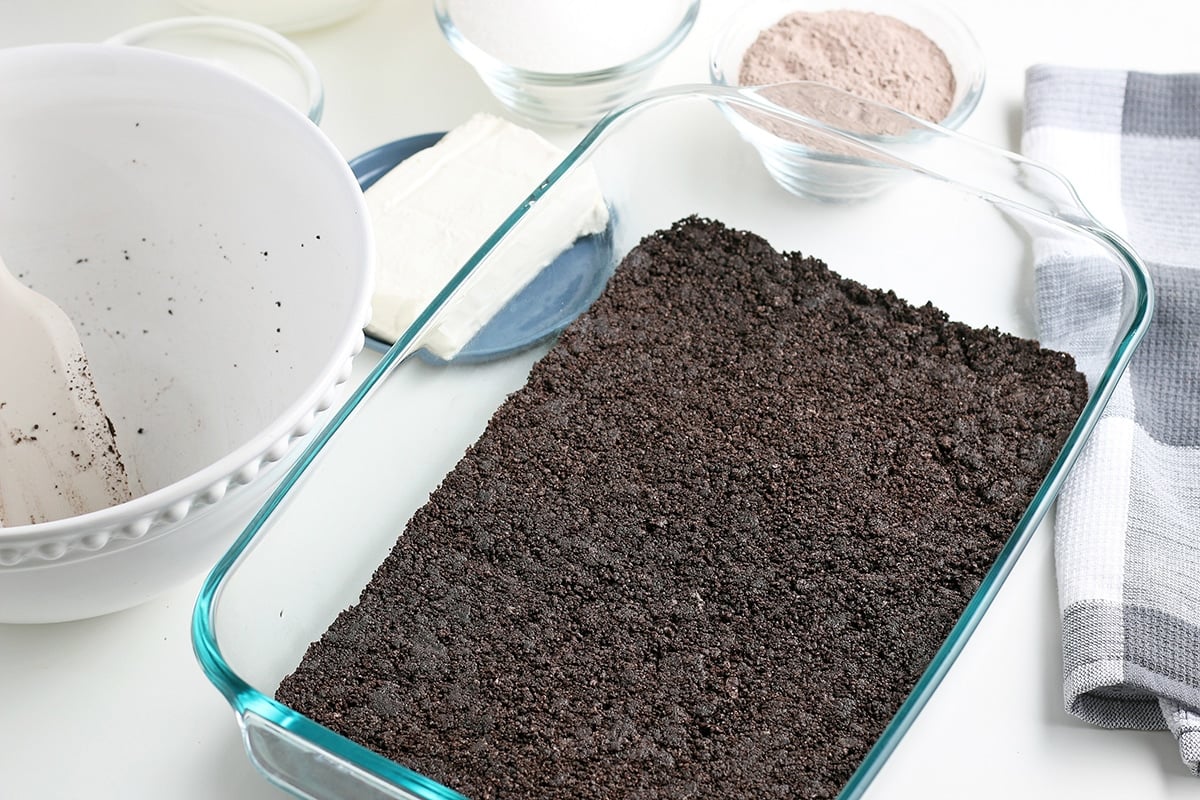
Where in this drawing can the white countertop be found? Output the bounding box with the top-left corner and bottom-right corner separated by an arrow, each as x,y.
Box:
1,1 -> 1197,798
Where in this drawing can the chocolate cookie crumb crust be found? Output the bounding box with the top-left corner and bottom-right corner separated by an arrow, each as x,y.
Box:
277,217 -> 1088,799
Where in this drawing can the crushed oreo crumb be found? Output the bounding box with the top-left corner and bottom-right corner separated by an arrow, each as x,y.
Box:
277,218 -> 1088,800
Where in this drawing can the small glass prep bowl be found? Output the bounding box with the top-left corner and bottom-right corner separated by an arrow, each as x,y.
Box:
178,0 -> 377,33
710,0 -> 985,201
194,85 -> 1150,800
106,16 -> 325,124
433,0 -> 700,126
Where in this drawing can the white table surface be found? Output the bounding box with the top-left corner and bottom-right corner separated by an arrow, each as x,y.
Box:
1,1 -> 1197,798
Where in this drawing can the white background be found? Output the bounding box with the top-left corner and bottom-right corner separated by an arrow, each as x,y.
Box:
1,1 -> 1198,798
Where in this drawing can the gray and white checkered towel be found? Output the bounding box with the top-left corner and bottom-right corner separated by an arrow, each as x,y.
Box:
1023,65 -> 1200,775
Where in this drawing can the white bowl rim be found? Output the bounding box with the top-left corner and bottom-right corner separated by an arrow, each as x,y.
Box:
0,43 -> 374,567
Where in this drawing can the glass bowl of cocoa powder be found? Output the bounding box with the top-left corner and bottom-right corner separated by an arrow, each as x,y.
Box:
710,0 -> 985,200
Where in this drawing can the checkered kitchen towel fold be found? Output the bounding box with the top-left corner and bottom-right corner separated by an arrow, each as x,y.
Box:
1023,65 -> 1200,775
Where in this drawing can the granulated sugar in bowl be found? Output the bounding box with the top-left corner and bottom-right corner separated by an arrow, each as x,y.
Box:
710,0 -> 985,201
435,0 -> 700,125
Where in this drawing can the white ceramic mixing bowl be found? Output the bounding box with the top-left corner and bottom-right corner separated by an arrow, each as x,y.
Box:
0,43 -> 373,623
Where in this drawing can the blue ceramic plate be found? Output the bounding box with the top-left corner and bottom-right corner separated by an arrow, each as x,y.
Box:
349,135 -> 614,365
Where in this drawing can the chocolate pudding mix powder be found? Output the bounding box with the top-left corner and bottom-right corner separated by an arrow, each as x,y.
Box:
738,10 -> 956,123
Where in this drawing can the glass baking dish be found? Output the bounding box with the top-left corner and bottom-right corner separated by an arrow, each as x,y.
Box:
192,84 -> 1151,800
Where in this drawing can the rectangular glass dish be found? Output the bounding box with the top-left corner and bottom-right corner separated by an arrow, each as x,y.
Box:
192,85 -> 1151,800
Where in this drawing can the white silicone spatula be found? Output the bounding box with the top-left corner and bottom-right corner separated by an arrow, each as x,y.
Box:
0,250 -> 130,527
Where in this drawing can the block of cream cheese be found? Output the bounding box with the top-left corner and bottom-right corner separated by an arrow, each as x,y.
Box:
365,113 -> 610,359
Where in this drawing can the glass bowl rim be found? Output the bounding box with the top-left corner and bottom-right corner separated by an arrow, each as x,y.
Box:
105,15 -> 326,124
433,0 -> 701,86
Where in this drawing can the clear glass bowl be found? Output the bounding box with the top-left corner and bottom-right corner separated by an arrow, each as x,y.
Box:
709,0 -> 986,201
106,16 -> 325,124
433,0 -> 701,126
193,84 -> 1151,800
178,0 -> 376,33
